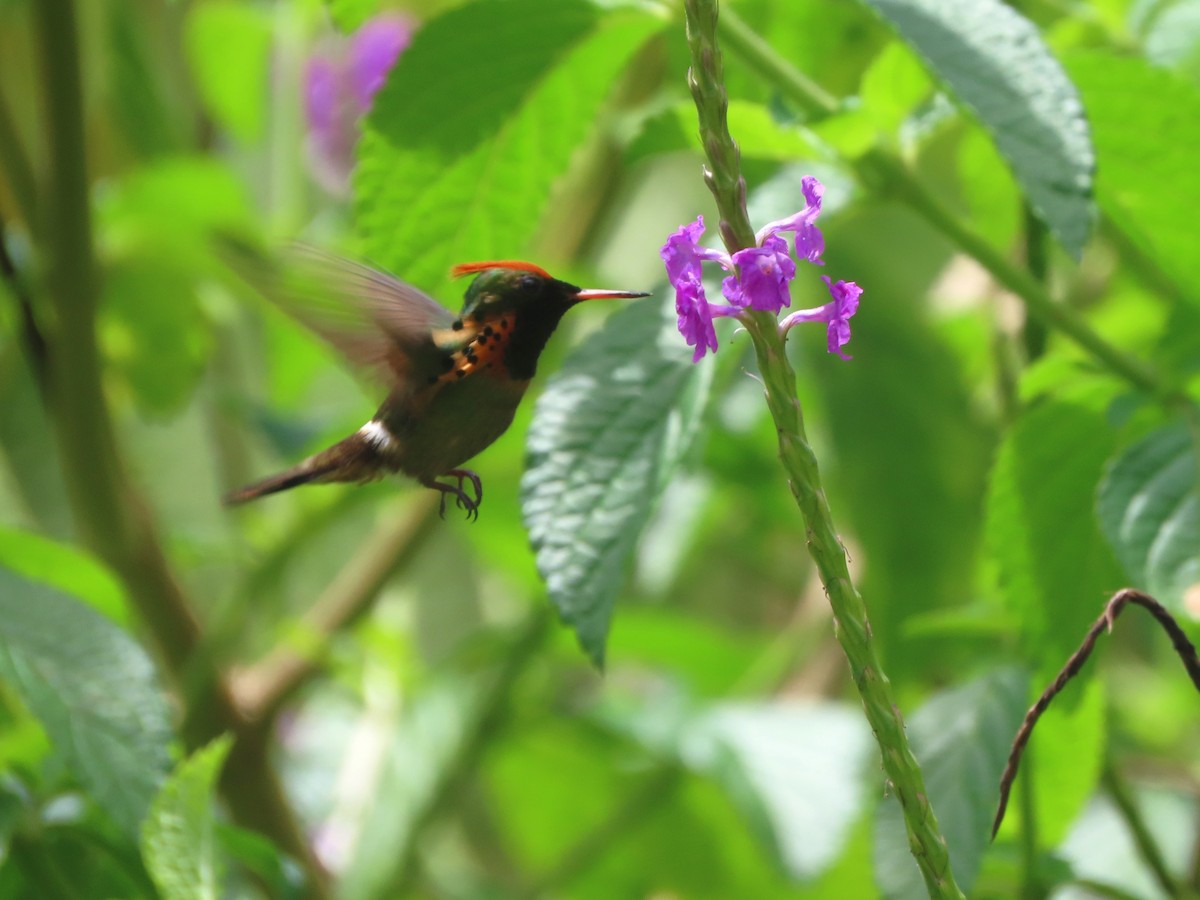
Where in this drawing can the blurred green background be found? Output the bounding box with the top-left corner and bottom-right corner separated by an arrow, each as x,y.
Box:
1,0 -> 1199,897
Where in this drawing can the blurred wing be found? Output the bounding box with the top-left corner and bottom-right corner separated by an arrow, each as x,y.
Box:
221,239 -> 454,385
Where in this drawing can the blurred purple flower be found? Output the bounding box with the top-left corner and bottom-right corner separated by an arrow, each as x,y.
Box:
661,177 -> 860,361
305,14 -> 414,195
779,276 -> 863,359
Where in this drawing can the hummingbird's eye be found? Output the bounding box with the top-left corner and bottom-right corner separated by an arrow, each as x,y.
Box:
519,274 -> 543,295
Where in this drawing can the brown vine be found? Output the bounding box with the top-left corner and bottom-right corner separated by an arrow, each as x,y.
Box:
992,588 -> 1200,838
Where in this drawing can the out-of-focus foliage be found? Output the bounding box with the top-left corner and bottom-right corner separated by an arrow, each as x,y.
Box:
0,0 -> 1198,897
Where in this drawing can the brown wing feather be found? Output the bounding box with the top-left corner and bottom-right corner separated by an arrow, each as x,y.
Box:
220,238 -> 454,385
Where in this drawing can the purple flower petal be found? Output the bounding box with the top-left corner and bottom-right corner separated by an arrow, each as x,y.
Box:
778,274 -> 862,359
757,175 -> 825,265
725,234 -> 796,313
661,217 -> 741,361
303,14 -> 414,195
349,14 -> 413,112
675,278 -> 720,362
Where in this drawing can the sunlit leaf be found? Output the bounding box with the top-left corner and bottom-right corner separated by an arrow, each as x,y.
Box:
858,42 -> 933,136
985,382 -> 1124,674
1066,52 -> 1200,304
1027,676 -> 1106,847
356,0 -> 660,290
522,297 -> 712,666
0,528 -> 128,626
184,1 -> 272,143
687,702 -> 872,879
1097,422 -> 1200,608
1057,785 -> 1198,897
859,0 -> 1094,258
141,737 -> 233,900
874,668 -> 1027,897
327,0 -> 381,32
0,569 -> 174,837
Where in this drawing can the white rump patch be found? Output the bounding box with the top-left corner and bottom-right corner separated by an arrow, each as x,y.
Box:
359,420 -> 396,451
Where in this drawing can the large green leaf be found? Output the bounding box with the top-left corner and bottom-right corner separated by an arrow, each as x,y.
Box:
1066,53 -> 1200,304
984,386 -> 1124,673
521,297 -> 711,666
141,737 -> 233,900
687,702 -> 872,880
0,569 -> 174,837
184,2 -> 272,143
355,0 -> 659,288
859,0 -> 1094,259
1097,422 -> 1200,607
1057,785 -> 1198,898
0,528 -> 128,626
873,668 -> 1028,898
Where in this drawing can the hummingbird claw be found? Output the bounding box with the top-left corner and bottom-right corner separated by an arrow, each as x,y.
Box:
422,469 -> 483,521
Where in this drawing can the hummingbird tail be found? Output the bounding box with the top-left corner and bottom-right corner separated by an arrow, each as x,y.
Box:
223,430 -> 387,505
222,460 -> 340,505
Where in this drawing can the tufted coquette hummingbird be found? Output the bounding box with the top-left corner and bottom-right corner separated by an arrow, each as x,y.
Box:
223,247 -> 649,519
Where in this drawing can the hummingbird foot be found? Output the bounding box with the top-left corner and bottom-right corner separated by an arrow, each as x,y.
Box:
421,469 -> 483,521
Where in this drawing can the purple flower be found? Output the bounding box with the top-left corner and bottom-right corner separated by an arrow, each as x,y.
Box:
675,279 -> 720,362
756,175 -> 825,265
662,179 -> 859,362
779,276 -> 862,359
722,234 -> 796,313
661,217 -> 737,361
305,14 -> 414,195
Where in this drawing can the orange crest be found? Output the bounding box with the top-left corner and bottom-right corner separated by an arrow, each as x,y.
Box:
450,260 -> 552,280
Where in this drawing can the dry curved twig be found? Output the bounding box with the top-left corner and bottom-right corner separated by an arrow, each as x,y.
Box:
992,589 -> 1200,838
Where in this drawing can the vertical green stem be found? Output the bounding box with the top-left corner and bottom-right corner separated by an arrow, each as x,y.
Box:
684,2 -> 963,896
1102,762 -> 1183,899
32,1 -> 327,893
0,87 -> 39,231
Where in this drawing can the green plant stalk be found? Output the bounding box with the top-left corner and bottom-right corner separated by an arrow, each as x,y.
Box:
684,2 -> 963,897
716,12 -> 1178,406
1102,762 -> 1184,899
0,87 -> 38,231
32,1 -> 327,893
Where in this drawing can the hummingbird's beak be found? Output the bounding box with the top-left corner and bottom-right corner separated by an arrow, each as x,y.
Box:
573,288 -> 652,302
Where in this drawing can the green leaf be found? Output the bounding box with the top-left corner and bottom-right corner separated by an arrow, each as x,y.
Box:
1066,52 -> 1200,303
1057,785 -> 1197,897
984,385 -> 1124,673
141,737 -> 233,900
688,703 -> 872,879
0,528 -> 128,626
355,0 -> 660,289
858,42 -> 933,136
327,0 -> 380,32
521,297 -> 712,666
184,1 -> 272,143
101,257 -> 213,417
1027,676 -> 1106,847
1135,0 -> 1200,74
1097,422 -> 1200,607
859,0 -> 1094,259
873,668 -> 1028,897
0,569 -> 174,837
